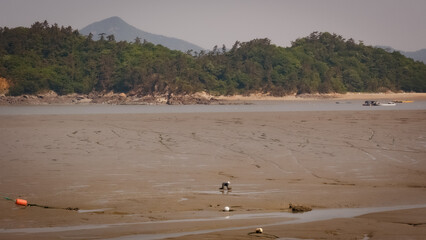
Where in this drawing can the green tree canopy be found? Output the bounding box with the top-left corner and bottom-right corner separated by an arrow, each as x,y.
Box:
0,23 -> 425,96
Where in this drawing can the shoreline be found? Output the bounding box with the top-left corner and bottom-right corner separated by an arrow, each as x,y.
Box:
1,92 -> 425,105
216,92 -> 426,101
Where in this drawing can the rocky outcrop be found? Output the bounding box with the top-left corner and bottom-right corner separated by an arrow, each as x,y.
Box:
0,77 -> 10,95
0,91 -> 222,105
166,92 -> 218,105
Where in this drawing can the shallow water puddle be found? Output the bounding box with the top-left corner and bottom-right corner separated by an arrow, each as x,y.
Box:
2,204 -> 426,239
77,208 -> 112,213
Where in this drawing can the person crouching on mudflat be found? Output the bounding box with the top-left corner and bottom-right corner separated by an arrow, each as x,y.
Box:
220,181 -> 231,190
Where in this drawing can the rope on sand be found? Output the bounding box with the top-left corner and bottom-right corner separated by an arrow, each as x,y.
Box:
28,203 -> 79,211
2,195 -> 79,211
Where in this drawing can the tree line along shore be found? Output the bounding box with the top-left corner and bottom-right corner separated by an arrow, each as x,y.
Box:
0,21 -> 425,100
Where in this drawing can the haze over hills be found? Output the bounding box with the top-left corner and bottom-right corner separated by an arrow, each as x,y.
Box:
79,16 -> 204,52
377,46 -> 426,63
402,49 -> 426,64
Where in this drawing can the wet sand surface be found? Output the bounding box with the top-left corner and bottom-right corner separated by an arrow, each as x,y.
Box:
1,108 -> 426,239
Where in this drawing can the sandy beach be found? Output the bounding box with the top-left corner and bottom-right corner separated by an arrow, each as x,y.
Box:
216,92 -> 426,102
1,101 -> 426,239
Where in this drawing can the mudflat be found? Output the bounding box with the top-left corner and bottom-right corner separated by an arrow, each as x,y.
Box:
1,108 -> 426,239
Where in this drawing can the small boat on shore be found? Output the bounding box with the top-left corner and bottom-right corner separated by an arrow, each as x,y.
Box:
363,100 -> 396,106
363,100 -> 378,106
377,101 -> 396,106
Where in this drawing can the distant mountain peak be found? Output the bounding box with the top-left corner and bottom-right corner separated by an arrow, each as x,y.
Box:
79,16 -> 203,52
104,16 -> 124,22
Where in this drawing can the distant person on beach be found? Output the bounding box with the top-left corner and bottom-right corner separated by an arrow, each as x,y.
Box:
220,181 -> 231,190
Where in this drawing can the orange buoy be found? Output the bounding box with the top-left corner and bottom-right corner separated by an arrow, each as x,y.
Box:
15,198 -> 28,206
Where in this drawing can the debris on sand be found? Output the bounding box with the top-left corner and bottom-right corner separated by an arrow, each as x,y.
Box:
289,203 -> 312,213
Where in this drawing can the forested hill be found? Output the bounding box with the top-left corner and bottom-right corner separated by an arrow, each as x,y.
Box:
0,22 -> 425,96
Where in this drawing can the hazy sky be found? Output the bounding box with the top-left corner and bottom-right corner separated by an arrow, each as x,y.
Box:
1,0 -> 425,51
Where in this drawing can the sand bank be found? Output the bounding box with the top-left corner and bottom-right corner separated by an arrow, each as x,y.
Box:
1,109 -> 425,239
216,92 -> 426,101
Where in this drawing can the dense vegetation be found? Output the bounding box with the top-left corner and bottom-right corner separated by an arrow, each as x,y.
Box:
1,21 -> 425,96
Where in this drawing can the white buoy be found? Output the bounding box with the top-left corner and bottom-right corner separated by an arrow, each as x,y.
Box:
224,206 -> 230,212
255,227 -> 263,233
